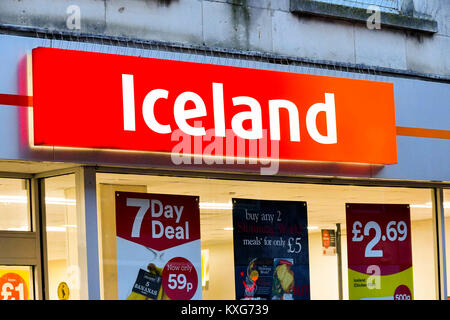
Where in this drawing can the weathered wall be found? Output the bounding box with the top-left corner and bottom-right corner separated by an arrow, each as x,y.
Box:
0,0 -> 449,77
0,34 -> 449,181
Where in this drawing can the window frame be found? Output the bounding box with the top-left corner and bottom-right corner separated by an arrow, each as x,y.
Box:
312,0 -> 401,13
289,0 -> 438,34
95,165 -> 449,300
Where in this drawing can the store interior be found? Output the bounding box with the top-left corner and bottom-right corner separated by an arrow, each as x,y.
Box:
94,173 -> 438,300
1,173 -> 449,300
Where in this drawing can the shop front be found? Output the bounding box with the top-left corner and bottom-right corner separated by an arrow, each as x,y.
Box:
0,34 -> 449,300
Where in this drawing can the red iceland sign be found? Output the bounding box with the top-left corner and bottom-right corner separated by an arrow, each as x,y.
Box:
31,47 -> 397,165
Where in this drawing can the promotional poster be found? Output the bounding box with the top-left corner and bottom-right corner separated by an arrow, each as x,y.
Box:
0,269 -> 31,300
232,199 -> 310,300
346,203 -> 413,300
115,192 -> 202,300
321,229 -> 337,256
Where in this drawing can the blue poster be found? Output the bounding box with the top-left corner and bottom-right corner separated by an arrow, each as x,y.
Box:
232,199 -> 310,300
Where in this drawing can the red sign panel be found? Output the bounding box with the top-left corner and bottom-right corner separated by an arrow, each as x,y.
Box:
115,192 -> 200,251
346,203 -> 413,300
31,47 -> 397,164
346,203 -> 412,274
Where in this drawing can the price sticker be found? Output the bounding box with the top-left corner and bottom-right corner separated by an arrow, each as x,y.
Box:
287,237 -> 302,254
162,257 -> 198,300
0,272 -> 29,300
351,220 -> 408,258
394,285 -> 412,300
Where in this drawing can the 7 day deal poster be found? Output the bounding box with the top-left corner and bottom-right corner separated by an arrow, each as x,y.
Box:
115,192 -> 202,300
346,203 -> 413,300
232,199 -> 310,300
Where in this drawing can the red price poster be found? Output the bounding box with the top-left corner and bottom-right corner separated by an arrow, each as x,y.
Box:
346,204 -> 413,300
115,192 -> 202,300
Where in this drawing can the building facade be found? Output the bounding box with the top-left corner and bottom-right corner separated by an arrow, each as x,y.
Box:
0,0 -> 449,300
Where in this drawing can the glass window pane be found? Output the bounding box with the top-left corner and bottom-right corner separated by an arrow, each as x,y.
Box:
0,266 -> 34,300
313,0 -> 400,12
96,173 -> 436,300
0,178 -> 30,231
44,174 -> 86,300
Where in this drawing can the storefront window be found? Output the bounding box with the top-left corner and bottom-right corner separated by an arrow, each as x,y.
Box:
44,174 -> 86,300
0,178 -> 30,231
96,173 -> 436,300
0,177 -> 35,300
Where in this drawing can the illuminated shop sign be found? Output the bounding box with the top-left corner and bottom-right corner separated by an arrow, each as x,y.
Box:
31,47 -> 397,164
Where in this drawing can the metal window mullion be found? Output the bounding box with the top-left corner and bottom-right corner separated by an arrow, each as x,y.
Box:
432,188 -> 447,300
29,178 -> 39,300
33,166 -> 81,179
75,166 -> 100,300
36,177 -> 49,300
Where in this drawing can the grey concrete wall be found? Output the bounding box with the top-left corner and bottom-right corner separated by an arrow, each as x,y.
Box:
0,0 -> 449,77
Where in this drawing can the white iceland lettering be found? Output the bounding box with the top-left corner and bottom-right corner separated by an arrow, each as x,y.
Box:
231,96 -> 263,140
122,74 -> 136,131
143,89 -> 171,134
306,93 -> 337,144
121,75 -> 338,144
268,99 -> 300,142
174,92 -> 207,136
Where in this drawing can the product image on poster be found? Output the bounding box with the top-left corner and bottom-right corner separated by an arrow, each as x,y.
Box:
346,203 -> 413,300
232,199 -> 310,300
115,192 -> 202,300
321,229 -> 336,256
